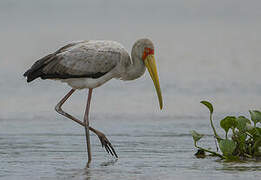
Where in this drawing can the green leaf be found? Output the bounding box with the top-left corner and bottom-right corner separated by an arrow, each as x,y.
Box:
249,127 -> 261,137
200,101 -> 213,114
249,110 -> 261,126
256,127 -> 261,136
220,116 -> 237,135
253,138 -> 261,155
191,130 -> 204,144
219,139 -> 237,157
200,100 -> 221,141
236,116 -> 251,132
247,127 -> 256,136
238,133 -> 247,144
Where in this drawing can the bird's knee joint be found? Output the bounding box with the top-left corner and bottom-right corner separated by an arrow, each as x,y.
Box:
55,104 -> 62,113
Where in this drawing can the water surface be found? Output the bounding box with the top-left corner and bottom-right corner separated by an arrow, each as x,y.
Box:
1,115 -> 260,180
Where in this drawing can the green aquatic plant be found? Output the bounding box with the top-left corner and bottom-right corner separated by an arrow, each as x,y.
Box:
191,100 -> 261,160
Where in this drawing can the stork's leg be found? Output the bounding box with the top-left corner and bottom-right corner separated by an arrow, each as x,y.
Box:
55,89 -> 118,158
84,88 -> 92,167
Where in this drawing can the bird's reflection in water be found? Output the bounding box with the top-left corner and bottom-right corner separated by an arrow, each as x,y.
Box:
100,158 -> 118,167
83,166 -> 92,180
82,159 -> 117,180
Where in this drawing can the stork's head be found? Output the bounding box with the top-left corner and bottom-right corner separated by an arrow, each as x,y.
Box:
132,38 -> 163,110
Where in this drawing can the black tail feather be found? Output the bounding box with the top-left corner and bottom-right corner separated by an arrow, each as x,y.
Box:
23,53 -> 54,83
24,70 -> 44,83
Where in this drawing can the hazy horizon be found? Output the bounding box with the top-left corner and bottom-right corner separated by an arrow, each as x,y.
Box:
1,0 -> 261,119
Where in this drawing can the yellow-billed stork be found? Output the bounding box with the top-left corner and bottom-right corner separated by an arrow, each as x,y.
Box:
24,38 -> 163,166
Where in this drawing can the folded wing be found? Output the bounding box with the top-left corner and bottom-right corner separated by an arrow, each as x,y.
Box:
24,41 -> 121,82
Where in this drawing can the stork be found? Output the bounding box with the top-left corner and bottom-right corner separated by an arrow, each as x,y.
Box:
24,38 -> 163,166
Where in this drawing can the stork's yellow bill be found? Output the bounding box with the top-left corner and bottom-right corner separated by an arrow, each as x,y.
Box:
144,54 -> 163,110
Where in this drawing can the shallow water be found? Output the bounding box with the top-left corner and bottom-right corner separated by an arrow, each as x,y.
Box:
1,0 -> 261,179
1,115 -> 260,180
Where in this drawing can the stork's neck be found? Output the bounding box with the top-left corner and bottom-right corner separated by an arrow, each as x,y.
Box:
124,50 -> 146,80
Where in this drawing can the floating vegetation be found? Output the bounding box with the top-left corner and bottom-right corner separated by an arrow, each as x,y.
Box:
191,100 -> 261,160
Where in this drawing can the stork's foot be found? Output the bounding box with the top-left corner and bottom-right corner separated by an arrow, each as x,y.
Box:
95,130 -> 118,158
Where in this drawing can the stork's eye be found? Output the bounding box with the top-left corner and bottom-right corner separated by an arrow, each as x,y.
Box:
142,48 -> 154,60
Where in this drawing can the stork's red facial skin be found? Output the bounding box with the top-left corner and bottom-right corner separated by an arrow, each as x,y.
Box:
142,48 -> 154,61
